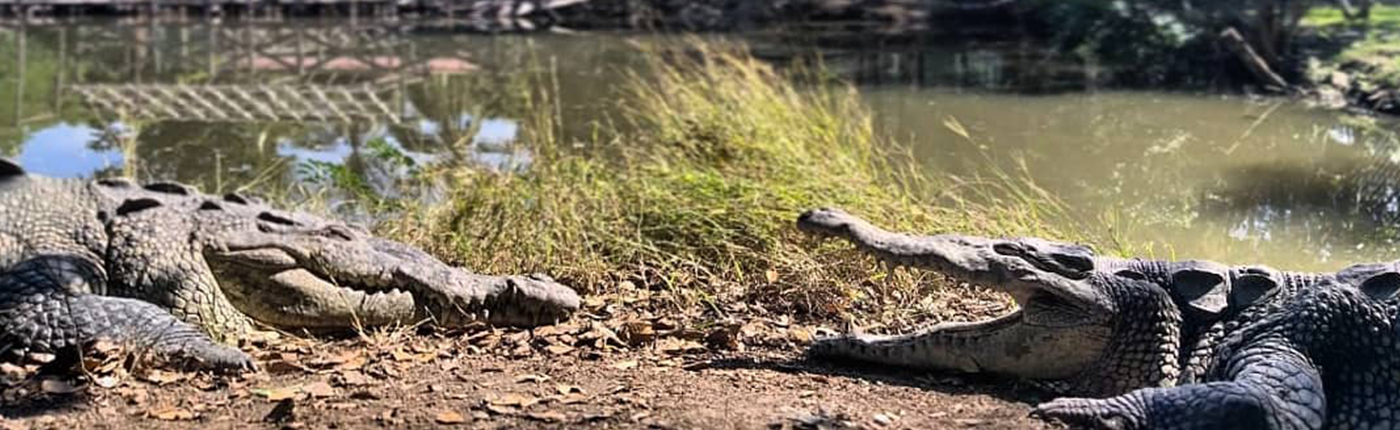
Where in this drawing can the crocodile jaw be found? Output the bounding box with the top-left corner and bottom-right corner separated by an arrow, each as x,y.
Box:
205,238 -> 581,330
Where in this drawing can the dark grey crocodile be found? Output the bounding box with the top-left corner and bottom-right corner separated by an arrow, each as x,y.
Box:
0,159 -> 580,372
797,207 -> 1400,430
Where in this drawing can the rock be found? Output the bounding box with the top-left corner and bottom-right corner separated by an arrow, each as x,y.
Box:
1331,71 -> 1352,89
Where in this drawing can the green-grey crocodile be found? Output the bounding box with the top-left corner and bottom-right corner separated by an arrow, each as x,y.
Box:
797,207 -> 1400,430
0,159 -> 580,371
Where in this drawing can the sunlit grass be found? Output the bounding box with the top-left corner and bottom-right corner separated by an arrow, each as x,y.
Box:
382,43 -> 1136,324
1301,4 -> 1400,29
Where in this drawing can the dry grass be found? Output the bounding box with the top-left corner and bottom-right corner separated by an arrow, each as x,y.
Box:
383,43 -> 1133,326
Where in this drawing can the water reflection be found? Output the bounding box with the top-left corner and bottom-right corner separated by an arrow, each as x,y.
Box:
17,123 -> 118,177
3,20 -> 1400,270
865,89 -> 1400,270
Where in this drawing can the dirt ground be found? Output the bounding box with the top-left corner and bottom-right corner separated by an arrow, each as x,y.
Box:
0,288 -> 1058,430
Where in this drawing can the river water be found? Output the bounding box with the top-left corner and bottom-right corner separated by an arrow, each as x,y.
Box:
2,20 -> 1398,271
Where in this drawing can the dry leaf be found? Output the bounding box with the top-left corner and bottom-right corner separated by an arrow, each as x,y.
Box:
93,375 -> 122,389
0,363 -> 27,380
554,384 -> 583,395
140,370 -> 187,385
338,371 -> 371,386
561,393 -> 588,404
789,327 -> 814,343
89,339 -> 119,354
435,411 -> 467,424
150,406 -> 195,421
514,374 -> 550,384
303,381 -> 336,398
488,393 -> 537,407
526,411 -> 567,423
611,360 -> 639,370
253,385 -> 303,401
765,269 -> 780,283
545,344 -> 575,355
657,338 -> 705,355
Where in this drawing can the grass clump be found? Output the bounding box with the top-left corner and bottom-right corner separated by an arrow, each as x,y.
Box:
390,44 -> 1103,324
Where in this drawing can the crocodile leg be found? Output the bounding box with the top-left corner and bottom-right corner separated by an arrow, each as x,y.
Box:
0,256 -> 254,372
1033,346 -> 1324,430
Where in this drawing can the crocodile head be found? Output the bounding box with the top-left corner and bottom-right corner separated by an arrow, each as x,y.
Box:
797,208 -> 1182,392
101,183 -> 580,335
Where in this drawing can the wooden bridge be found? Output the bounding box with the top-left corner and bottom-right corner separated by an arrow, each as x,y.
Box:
0,0 -> 591,21
4,21 -> 513,125
70,84 -> 402,123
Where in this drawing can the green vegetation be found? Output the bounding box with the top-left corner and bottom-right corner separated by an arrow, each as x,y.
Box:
1335,35 -> 1400,88
1301,4 -> 1400,29
1301,4 -> 1400,97
369,45 -> 1139,323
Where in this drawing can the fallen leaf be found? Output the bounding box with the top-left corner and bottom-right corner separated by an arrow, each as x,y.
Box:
514,374 -> 550,384
554,384 -> 583,395
0,363 -> 27,381
611,360 -> 639,370
483,403 -> 518,416
253,385 -> 303,402
140,370 -> 187,385
488,393 -> 536,407
561,393 -> 588,404
150,406 -> 195,421
27,352 -> 55,364
620,321 -> 655,345
303,381 -> 336,398
338,370 -> 372,386
525,411 -> 567,423
435,411 -> 467,424
765,269 -> 780,283
545,344 -> 575,355
657,338 -> 705,355
93,375 -> 122,389
789,327 -> 814,343
265,359 -> 311,374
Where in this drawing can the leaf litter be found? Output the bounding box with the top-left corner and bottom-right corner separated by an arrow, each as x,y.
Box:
0,281 -> 1045,429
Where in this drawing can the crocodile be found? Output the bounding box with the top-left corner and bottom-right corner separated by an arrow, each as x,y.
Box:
797,207 -> 1400,430
0,159 -> 580,372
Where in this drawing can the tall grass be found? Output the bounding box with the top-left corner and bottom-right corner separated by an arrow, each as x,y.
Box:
388,43 -> 1118,322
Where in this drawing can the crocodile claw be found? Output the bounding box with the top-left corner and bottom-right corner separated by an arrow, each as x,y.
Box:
1032,398 -> 1139,430
179,343 -> 258,374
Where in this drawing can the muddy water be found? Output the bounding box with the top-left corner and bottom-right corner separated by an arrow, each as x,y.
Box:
2,21 -> 1398,271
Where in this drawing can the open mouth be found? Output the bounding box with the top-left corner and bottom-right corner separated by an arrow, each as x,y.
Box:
798,207 -> 1114,378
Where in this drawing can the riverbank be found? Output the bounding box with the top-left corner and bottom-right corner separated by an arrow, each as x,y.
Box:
381,44 -> 1138,331
0,45 -> 1094,429
1299,4 -> 1400,115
